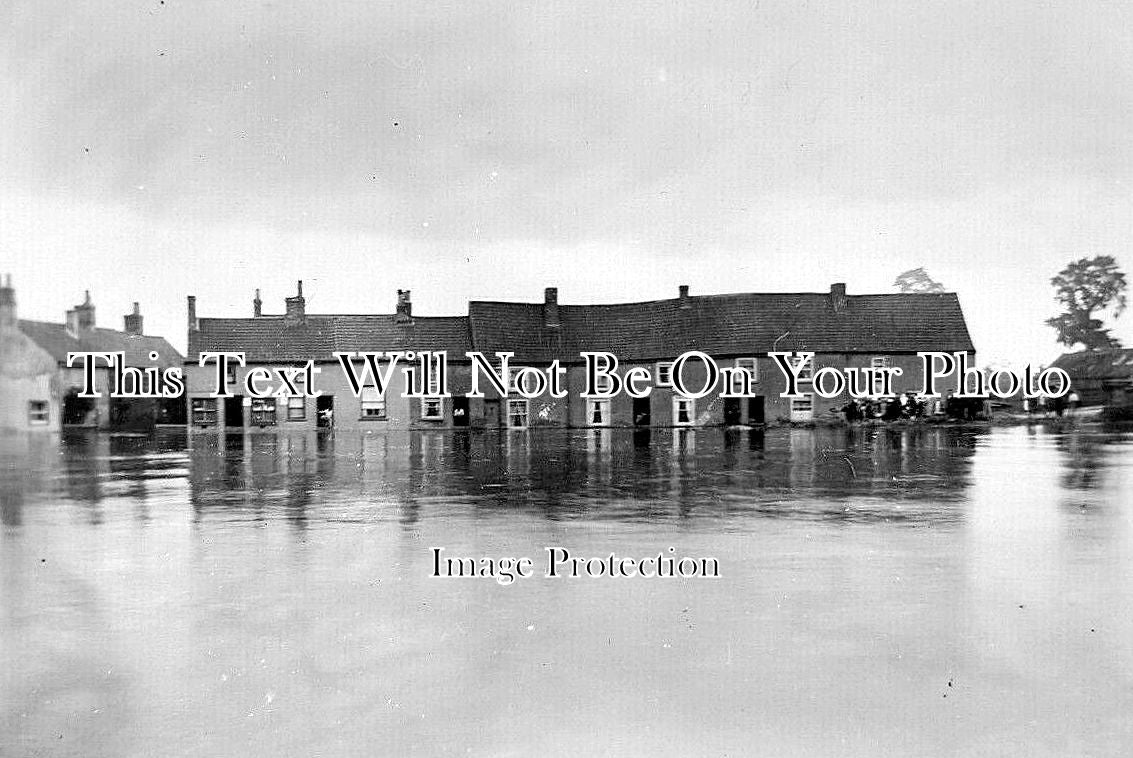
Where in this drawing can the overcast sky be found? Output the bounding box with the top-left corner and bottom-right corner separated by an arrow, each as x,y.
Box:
2,0 -> 1131,365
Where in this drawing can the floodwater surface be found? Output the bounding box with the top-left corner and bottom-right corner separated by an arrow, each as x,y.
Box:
2,425 -> 1132,757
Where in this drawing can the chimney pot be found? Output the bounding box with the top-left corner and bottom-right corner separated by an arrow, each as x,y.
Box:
187,295 -> 198,331
544,287 -> 560,327
124,302 -> 144,335
678,284 -> 691,308
284,281 -> 306,324
395,289 -> 413,323
253,288 -> 262,317
830,282 -> 848,313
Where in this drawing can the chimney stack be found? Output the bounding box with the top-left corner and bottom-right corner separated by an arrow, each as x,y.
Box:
543,287 -> 560,328
124,302 -> 143,335
678,284 -> 691,309
284,280 -> 306,325
830,282 -> 847,313
253,288 -> 262,317
0,274 -> 15,329
396,289 -> 413,323
187,295 -> 198,332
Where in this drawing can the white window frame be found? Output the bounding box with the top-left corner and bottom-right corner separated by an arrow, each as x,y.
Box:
792,355 -> 814,382
789,394 -> 814,421
28,400 -> 49,425
871,356 -> 892,395
672,396 -> 695,426
420,396 -> 444,421
360,384 -> 387,420
655,361 -> 675,387
286,396 -> 306,421
593,373 -> 614,395
587,399 -> 610,426
870,356 -> 891,370
507,399 -> 529,429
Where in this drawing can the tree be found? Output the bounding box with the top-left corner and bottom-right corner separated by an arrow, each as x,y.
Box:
1045,255 -> 1127,350
893,267 -> 945,293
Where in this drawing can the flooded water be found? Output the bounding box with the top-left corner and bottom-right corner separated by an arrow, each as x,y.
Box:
2,425 -> 1132,757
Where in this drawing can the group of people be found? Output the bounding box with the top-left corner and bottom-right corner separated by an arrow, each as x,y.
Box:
839,392 -> 986,423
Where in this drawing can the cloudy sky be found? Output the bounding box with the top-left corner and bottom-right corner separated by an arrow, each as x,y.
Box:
2,0 -> 1131,364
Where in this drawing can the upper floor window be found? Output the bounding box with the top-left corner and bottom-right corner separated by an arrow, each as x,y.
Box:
656,361 -> 675,387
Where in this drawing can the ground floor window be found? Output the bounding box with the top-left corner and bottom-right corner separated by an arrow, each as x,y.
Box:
360,385 -> 387,420
251,398 -> 276,426
507,399 -> 529,428
790,395 -> 814,421
28,401 -> 49,425
587,399 -> 610,426
672,397 -> 694,426
421,396 -> 444,421
191,398 -> 217,426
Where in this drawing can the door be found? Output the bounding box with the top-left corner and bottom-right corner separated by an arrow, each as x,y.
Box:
316,395 -> 334,428
632,396 -> 651,427
452,396 -> 470,427
748,396 -> 765,425
723,398 -> 742,426
224,395 -> 244,428
483,399 -> 502,429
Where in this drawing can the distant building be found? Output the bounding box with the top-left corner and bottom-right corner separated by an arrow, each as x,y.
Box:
0,276 -> 60,432
1050,349 -> 1133,415
184,281 -> 975,431
6,282 -> 184,431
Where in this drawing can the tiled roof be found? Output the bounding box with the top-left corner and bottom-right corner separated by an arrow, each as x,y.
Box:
188,315 -> 472,362
469,291 -> 976,363
187,290 -> 975,364
18,320 -> 183,366
1050,348 -> 1133,380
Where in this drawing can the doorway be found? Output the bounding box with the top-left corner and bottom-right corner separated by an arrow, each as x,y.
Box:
316,395 -> 334,428
452,396 -> 470,427
723,398 -> 742,426
632,396 -> 651,427
224,395 -> 244,428
748,396 -> 765,425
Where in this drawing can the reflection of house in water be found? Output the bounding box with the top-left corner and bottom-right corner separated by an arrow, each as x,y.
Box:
1,278 -> 183,430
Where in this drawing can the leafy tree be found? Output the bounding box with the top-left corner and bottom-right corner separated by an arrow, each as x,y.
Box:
1045,255 -> 1127,350
893,267 -> 945,293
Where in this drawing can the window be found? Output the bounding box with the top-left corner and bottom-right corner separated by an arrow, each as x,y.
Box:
870,356 -> 891,395
593,373 -> 614,395
791,355 -> 814,381
28,401 -> 49,426
421,397 -> 443,421
226,364 -> 238,387
587,399 -> 610,426
790,395 -> 814,421
286,396 -> 306,421
507,399 -> 529,428
513,368 -> 543,396
672,397 -> 694,426
191,398 -> 217,426
360,385 -> 387,420
656,361 -> 674,386
251,398 -> 276,426
735,358 -> 759,381
731,357 -> 759,393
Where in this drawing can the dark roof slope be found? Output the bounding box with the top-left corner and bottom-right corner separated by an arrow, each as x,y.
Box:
188,315 -> 471,362
1050,348 -> 1133,380
469,291 -> 975,363
19,320 -> 183,366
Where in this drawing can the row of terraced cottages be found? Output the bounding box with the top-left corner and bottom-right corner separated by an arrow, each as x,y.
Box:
183,282 -> 975,431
